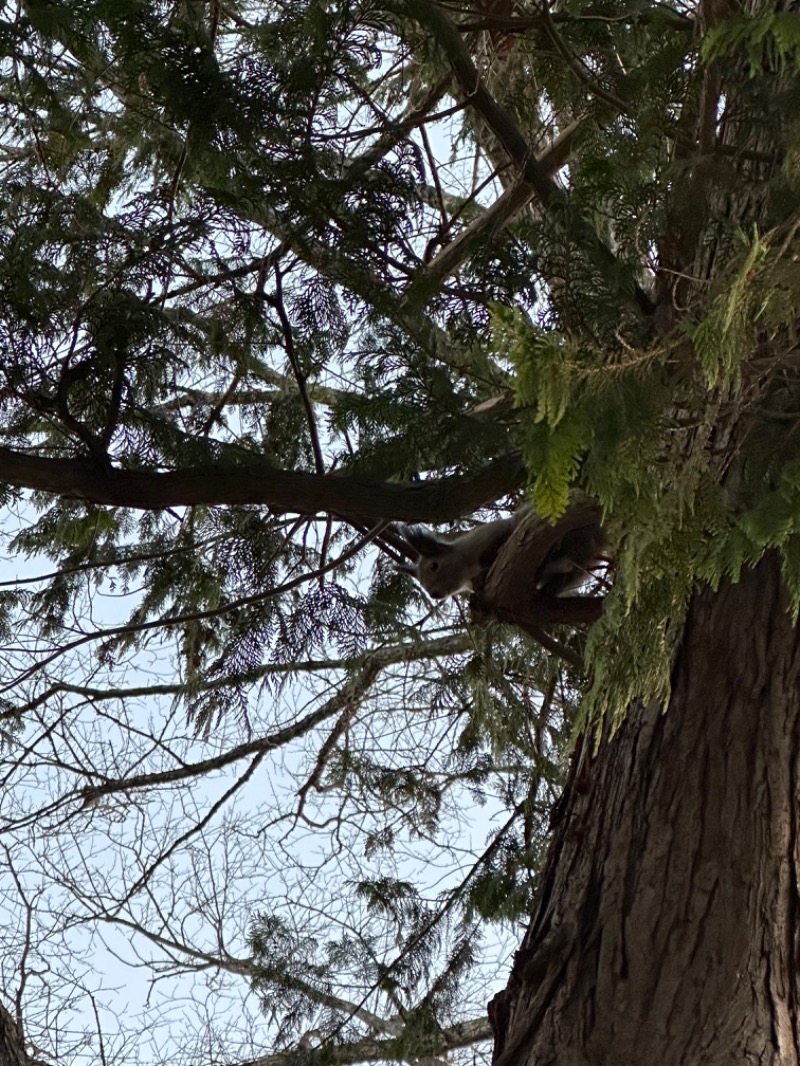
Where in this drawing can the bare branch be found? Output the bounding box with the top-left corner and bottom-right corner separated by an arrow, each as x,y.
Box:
408,118 -> 583,293
76,655 -> 385,806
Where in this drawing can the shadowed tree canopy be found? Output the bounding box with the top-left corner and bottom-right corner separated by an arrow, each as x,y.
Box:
0,0 -> 799,1064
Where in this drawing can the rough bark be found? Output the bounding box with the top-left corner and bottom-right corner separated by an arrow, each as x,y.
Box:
490,554 -> 800,1065
0,1003 -> 34,1066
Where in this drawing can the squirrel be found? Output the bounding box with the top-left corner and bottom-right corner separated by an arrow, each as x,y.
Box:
397,516 -> 518,599
397,514 -> 606,600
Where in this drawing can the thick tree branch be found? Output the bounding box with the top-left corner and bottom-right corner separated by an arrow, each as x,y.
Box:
0,446 -> 524,521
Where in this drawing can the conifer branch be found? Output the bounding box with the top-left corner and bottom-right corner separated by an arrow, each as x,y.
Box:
10,635 -> 473,718
403,0 -> 656,316
0,446 -> 525,521
540,5 -> 633,118
0,525 -> 388,701
409,119 -> 583,293
96,914 -> 405,1037
238,1017 -> 493,1066
455,8 -> 694,33
73,658 -> 384,812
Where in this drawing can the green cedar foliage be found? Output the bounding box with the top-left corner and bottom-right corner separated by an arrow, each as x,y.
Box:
505,218 -> 800,723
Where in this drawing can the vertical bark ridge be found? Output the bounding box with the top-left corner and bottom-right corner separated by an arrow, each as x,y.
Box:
491,555 -> 800,1065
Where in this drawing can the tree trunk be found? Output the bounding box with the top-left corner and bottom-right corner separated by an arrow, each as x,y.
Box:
491,555 -> 800,1065
0,1004 -> 33,1066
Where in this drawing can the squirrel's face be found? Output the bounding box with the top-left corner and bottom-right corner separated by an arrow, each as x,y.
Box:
416,552 -> 479,599
397,522 -> 499,599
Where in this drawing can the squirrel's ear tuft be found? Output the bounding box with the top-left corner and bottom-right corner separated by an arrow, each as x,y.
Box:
397,525 -> 452,558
